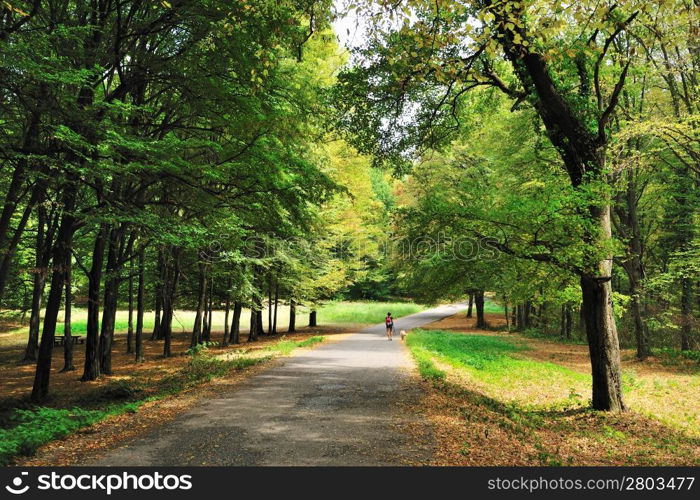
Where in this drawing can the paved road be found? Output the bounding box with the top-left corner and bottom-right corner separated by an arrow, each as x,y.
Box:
93,303 -> 465,466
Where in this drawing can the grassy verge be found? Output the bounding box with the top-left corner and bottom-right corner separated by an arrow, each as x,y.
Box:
0,336 -> 324,465
405,329 -> 700,465
408,329 -> 588,403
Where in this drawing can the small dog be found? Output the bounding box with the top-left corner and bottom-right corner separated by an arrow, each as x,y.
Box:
400,330 -> 407,341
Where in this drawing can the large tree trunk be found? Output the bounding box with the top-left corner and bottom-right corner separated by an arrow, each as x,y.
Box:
309,310 -> 317,327
82,225 -> 108,381
580,206 -> 626,411
223,279 -> 231,346
162,248 -> 181,357
248,308 -> 258,342
126,257 -> 134,354
31,185 -> 77,402
267,276 -> 273,335
255,308 -> 264,337
616,168 -> 651,359
61,254 -> 74,372
99,227 -> 122,376
681,277 -> 693,351
135,244 -> 145,363
151,249 -> 164,340
23,205 -> 50,363
191,261 -> 207,347
630,287 -> 650,358
24,269 -> 46,362
272,284 -> 279,335
288,299 -> 296,333
204,279 -> 213,342
230,302 -> 242,344
475,290 -> 486,328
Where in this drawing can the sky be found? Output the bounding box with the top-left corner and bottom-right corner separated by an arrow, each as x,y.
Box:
331,0 -> 367,51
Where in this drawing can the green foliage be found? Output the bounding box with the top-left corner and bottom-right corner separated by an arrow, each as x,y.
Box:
265,336 -> 325,355
408,329 -> 526,370
407,329 -> 588,391
0,407 -> 103,465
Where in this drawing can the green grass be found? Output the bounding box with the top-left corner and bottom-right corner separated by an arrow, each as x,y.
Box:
408,345 -> 446,381
407,329 -> 589,397
656,347 -> 700,365
0,401 -> 158,466
306,301 -> 426,325
519,327 -> 587,345
482,301 -> 505,314
264,336 -> 325,355
3,301 -> 427,340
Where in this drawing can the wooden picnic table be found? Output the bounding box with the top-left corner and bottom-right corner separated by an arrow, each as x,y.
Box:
53,336 -> 85,347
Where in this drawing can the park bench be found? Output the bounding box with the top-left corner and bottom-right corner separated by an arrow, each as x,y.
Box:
53,336 -> 85,347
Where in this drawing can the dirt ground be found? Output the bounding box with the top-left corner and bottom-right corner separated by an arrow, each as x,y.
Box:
0,324 -> 359,410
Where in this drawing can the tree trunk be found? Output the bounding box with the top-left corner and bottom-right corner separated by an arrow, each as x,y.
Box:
248,308 -> 258,342
151,249 -> 164,340
204,279 -> 213,342
475,290 -> 486,328
99,228 -> 121,376
288,299 -> 296,333
267,276 -> 273,335
31,185 -> 77,402
581,274 -> 626,411
230,302 -> 242,344
503,298 -> 510,331
162,248 -> 181,357
135,244 -> 145,363
616,168 -> 651,359
309,309 -> 317,327
82,225 -> 108,381
272,283 -> 279,335
24,204 -> 52,363
681,276 -> 693,351
255,308 -> 264,337
126,256 -> 134,354
24,268 -> 46,362
191,261 -> 207,347
0,109 -> 44,303
466,292 -> 474,318
523,300 -> 531,329
223,278 -> 231,346
61,254 -> 74,372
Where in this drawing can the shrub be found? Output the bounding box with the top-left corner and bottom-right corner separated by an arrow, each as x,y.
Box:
0,407 -> 102,465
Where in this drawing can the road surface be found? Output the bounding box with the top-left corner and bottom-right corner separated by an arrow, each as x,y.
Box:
93,303 -> 464,466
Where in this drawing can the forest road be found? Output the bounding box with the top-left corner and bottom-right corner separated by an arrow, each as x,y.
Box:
92,303 -> 465,466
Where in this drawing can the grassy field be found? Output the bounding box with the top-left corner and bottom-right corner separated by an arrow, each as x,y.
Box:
1,300 -> 427,344
308,301 -> 425,324
406,326 -> 700,465
407,330 -> 589,404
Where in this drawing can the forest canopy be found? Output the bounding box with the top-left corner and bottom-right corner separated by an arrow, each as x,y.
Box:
0,0 -> 698,415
